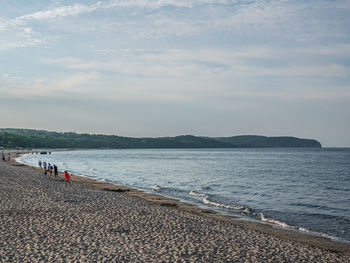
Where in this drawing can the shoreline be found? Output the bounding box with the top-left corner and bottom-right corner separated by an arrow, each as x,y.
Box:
11,152 -> 350,257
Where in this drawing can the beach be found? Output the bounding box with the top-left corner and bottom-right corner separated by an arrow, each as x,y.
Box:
1,154 -> 349,262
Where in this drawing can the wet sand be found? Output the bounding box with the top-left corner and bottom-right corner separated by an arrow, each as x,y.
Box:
0,154 -> 349,262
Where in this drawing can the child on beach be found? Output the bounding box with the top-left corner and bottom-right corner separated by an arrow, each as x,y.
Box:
64,171 -> 71,186
38,160 -> 42,168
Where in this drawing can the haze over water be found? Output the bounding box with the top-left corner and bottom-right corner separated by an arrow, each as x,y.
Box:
18,148 -> 350,243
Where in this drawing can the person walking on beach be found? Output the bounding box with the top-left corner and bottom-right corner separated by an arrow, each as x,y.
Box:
38,160 -> 42,168
49,166 -> 53,177
43,161 -> 47,170
54,165 -> 58,178
43,169 -> 48,178
64,171 -> 71,186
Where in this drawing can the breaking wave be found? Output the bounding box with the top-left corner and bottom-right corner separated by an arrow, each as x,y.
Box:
259,213 -> 343,242
189,190 -> 206,197
260,213 -> 291,228
202,197 -> 248,212
152,185 -> 161,190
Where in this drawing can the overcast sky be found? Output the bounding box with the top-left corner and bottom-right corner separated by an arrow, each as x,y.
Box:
1,0 -> 350,146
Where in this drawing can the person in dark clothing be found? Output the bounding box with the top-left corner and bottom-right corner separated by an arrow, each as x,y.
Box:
54,165 -> 58,178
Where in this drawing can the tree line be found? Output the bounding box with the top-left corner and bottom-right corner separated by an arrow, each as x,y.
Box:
0,128 -> 321,149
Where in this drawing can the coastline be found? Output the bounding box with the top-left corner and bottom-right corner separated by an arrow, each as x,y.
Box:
15,149 -> 350,245
1,151 -> 349,261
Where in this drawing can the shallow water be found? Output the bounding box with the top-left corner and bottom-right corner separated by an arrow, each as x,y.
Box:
18,148 -> 350,243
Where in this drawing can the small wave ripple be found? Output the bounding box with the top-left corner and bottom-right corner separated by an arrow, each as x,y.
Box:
259,213 -> 344,242
152,185 -> 161,190
260,213 -> 291,228
202,197 -> 248,212
189,190 -> 206,197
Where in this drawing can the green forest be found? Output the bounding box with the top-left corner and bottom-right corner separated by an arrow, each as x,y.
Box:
0,128 -> 322,149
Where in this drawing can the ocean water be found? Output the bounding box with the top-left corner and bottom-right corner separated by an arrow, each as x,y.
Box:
17,148 -> 350,243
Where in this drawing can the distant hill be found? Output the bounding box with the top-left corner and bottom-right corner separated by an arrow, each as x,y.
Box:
0,128 -> 322,149
215,135 -> 322,148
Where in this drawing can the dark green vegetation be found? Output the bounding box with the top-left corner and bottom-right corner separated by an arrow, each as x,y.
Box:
0,128 -> 321,149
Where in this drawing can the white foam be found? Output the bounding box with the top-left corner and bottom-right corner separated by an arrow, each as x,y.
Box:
189,190 -> 206,197
152,185 -> 161,190
244,207 -> 251,213
298,227 -> 309,232
259,213 -> 337,241
203,198 -> 245,210
260,213 -> 290,228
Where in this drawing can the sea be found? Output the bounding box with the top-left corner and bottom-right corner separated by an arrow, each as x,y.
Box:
17,148 -> 350,244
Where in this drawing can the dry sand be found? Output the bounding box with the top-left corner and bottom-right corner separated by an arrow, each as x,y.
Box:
0,153 -> 349,262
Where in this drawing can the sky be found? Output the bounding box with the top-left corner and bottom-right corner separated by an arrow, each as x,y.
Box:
0,0 -> 349,146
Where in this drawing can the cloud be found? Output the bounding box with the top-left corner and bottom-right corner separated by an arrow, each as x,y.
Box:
44,43 -> 350,81
1,0 -> 349,52
207,0 -> 350,42
106,0 -> 234,9
0,71 -> 102,100
0,38 -> 42,50
34,44 -> 350,106
15,3 -> 102,23
0,18 -> 7,32
6,0 -> 231,27
24,27 -> 33,34
0,29 -> 54,50
0,2 -> 104,35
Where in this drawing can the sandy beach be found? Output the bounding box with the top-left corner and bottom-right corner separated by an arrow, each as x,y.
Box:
0,154 -> 349,262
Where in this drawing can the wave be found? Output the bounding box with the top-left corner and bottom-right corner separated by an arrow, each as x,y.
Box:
202,197 -> 246,211
260,213 -> 313,233
259,213 -> 342,242
200,197 -> 329,238
98,178 -> 111,182
260,213 -> 290,228
189,190 -> 206,197
152,185 -> 161,190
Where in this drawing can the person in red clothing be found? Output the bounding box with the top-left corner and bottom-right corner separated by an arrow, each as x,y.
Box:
64,170 -> 71,186
49,166 -> 53,177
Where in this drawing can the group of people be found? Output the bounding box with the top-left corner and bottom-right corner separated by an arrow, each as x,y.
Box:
38,160 -> 71,186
